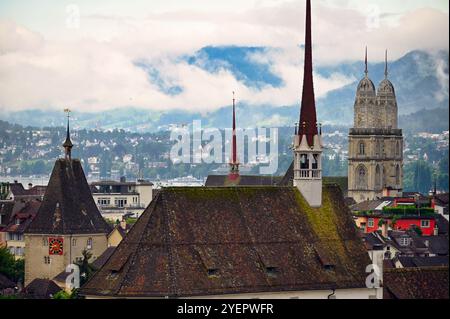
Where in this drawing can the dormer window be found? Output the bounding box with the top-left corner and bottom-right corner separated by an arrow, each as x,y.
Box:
265,267 -> 279,277
207,269 -> 219,277
399,237 -> 410,247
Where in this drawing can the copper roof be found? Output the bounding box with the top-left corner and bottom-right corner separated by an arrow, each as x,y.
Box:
81,185 -> 370,297
25,159 -> 111,235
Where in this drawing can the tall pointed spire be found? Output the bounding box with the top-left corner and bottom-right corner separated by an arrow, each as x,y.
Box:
63,108 -> 73,160
364,46 -> 368,77
298,0 -> 318,147
229,92 -> 239,179
384,49 -> 388,79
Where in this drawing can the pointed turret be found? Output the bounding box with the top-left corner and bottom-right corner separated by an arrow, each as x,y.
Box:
228,92 -> 239,180
297,0 -> 318,148
292,0 -> 322,208
63,109 -> 73,160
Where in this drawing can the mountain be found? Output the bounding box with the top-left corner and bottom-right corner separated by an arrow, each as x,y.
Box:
1,49 -> 448,132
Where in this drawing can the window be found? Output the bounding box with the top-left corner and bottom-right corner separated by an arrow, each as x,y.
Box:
44,256 -> 51,264
421,220 -> 431,228
72,238 -> 77,246
368,219 -> 374,228
357,166 -> 367,190
114,198 -> 127,208
97,198 -> 110,206
359,142 -> 365,155
399,237 -> 410,247
375,165 -> 382,189
395,165 -> 400,185
43,237 -> 48,246
15,218 -> 20,225
312,154 -> 319,170
300,154 -> 309,169
87,238 -> 93,250
396,141 -> 400,156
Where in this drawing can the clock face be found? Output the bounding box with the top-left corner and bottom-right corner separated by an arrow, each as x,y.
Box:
49,237 -> 64,255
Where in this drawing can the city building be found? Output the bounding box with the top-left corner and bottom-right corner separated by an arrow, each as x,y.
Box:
1,182 -> 46,201
90,177 -> 153,221
81,1 -> 380,299
1,199 -> 41,259
348,49 -> 403,203
23,114 -> 111,286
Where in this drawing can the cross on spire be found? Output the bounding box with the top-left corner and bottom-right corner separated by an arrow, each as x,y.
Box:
63,108 -> 73,160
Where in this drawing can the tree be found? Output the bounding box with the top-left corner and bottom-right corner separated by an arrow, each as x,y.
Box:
0,247 -> 24,284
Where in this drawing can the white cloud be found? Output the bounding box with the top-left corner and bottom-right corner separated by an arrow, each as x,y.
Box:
0,1 -> 448,114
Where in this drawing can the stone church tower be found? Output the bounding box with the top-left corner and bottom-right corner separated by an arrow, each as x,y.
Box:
348,50 -> 403,203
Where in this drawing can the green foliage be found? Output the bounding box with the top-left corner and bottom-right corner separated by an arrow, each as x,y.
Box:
125,217 -> 138,225
52,289 -> 79,299
0,247 -> 24,283
403,160 -> 433,194
382,206 -> 435,215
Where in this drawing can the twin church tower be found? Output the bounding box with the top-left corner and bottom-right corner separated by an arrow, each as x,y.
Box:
348,48 -> 403,203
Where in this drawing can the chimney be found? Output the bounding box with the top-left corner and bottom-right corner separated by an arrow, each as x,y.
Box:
120,218 -> 127,231
434,225 -> 439,236
28,183 -> 33,190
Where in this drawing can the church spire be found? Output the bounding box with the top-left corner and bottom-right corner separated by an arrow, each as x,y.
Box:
63,108 -> 73,160
364,46 -> 368,77
384,49 -> 388,79
229,92 -> 239,179
298,0 -> 318,147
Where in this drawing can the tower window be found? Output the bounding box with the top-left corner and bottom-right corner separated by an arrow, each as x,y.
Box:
312,154 -> 319,170
395,165 -> 400,185
357,166 -> 367,190
300,154 -> 309,169
396,141 -> 400,156
359,142 -> 365,155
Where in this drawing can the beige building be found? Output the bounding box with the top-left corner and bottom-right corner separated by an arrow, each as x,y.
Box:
348,50 -> 403,203
91,178 -> 153,221
24,121 -> 111,286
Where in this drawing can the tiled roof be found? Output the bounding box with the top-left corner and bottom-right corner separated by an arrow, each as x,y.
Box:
81,185 -> 371,298
383,267 -> 449,299
3,199 -> 41,233
435,193 -> 449,206
397,256 -> 449,268
25,159 -> 111,235
24,279 -> 62,299
205,175 -> 282,187
0,201 -> 14,226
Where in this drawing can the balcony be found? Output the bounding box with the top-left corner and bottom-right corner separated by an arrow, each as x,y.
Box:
295,169 -> 322,180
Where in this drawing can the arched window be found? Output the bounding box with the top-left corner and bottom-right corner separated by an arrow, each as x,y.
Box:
395,165 -> 400,185
300,154 -> 309,169
357,165 -> 367,190
375,165 -> 382,189
395,141 -> 400,156
312,154 -> 319,169
359,142 -> 365,155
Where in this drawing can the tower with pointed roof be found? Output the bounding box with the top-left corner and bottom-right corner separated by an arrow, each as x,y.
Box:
292,0 -> 323,207
24,111 -> 111,286
348,50 -> 403,203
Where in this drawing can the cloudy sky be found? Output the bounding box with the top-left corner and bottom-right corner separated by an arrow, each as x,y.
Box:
0,0 -> 448,114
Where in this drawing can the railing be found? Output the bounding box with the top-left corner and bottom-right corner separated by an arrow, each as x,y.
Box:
295,169 -> 322,180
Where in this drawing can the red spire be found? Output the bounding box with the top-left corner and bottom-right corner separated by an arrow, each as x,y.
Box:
298,0 -> 318,146
229,92 -> 239,179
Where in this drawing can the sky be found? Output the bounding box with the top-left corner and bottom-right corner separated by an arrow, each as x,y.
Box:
0,0 -> 448,114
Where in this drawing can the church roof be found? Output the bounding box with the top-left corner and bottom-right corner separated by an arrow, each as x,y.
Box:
356,77 -> 376,96
81,185 -> 370,298
205,174 -> 282,187
25,159 -> 111,235
377,78 -> 396,96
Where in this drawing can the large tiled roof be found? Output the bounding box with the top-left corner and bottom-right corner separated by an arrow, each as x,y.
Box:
3,199 -> 41,233
205,175 -> 282,187
25,159 -> 111,235
81,185 -> 371,298
383,267 -> 449,299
